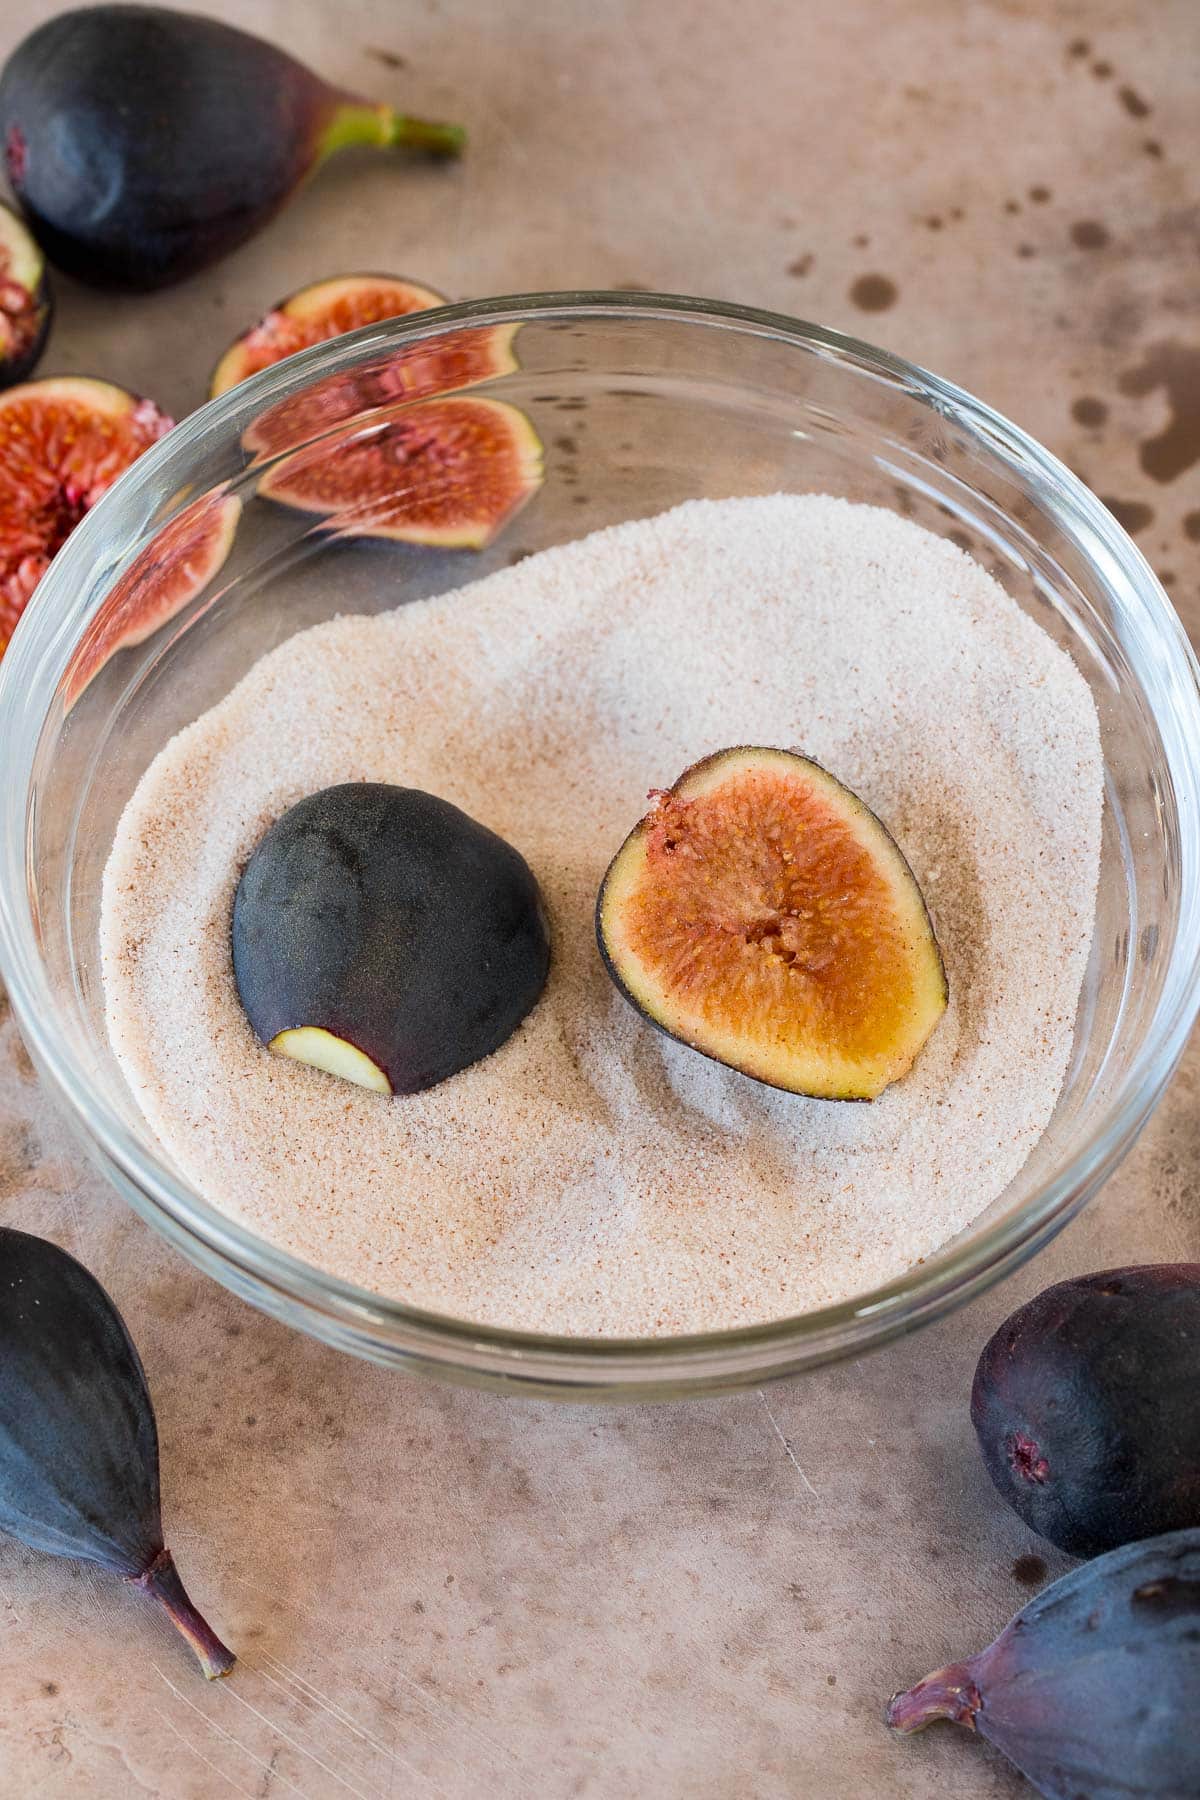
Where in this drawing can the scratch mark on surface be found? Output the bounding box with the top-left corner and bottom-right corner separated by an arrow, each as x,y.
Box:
155,1707 -> 257,1799
259,1745 -> 281,1800
268,1654 -> 487,1794
152,1665 -> 311,1800
222,1683 -> 383,1800
256,1658 -> 445,1793
757,1390 -> 818,1496
226,1576 -> 516,1764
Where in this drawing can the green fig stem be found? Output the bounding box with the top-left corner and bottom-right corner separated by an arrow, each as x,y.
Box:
132,1549 -> 236,1680
318,101 -> 466,164
886,1663 -> 981,1735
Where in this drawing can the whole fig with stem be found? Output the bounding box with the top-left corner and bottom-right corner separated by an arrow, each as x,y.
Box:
0,6 -> 466,289
0,1227 -> 235,1678
887,1528 -> 1200,1799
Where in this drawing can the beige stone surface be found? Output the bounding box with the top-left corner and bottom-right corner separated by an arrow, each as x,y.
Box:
0,0 -> 1198,1794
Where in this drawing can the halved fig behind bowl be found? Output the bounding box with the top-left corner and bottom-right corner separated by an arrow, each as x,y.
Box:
209,273 -> 448,398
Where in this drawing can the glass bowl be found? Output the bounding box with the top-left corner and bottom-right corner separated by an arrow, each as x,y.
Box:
1,293 -> 1198,1399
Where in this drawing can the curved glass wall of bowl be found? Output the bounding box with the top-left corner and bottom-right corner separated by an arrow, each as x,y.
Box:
2,294 -> 1199,1394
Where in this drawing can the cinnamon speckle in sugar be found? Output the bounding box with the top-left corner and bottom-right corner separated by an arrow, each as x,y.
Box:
100,496 -> 1102,1336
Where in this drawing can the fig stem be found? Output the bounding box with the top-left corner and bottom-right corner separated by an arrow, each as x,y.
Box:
132,1549 -> 236,1680
319,102 -> 466,163
886,1663 -> 981,1735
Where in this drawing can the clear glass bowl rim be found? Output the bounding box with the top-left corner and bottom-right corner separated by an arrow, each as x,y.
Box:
2,289 -> 1199,1393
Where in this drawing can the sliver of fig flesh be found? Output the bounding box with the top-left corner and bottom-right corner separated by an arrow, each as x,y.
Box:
0,200 -> 50,387
63,488 -> 240,707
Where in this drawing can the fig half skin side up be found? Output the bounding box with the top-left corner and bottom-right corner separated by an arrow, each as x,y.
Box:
0,1228 -> 235,1678
971,1263 -> 1200,1558
232,783 -> 551,1095
887,1528 -> 1200,1800
0,6 -> 466,289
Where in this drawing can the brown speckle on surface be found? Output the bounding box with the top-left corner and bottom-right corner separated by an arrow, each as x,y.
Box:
0,1120 -> 39,1198
852,232 -> 870,248
1012,1554 -> 1048,1587
924,215 -> 943,231
1091,58 -> 1113,78
1016,243 -> 1036,259
1184,511 -> 1200,543
1144,137 -> 1163,157
848,273 -> 897,312
366,45 -> 407,67
1071,396 -> 1109,428
1028,184 -> 1051,204
1101,495 -> 1155,534
1071,219 -> 1111,250
1004,198 -> 1021,214
788,253 -> 815,277
1067,36 -> 1090,58
1119,343 -> 1200,483
1118,83 -> 1151,118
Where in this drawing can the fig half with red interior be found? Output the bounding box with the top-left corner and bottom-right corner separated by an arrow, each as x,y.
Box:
209,274 -> 449,398
256,394 -> 543,549
971,1264 -> 1200,1558
63,488 -> 241,707
241,321 -> 522,461
0,201 -> 51,387
0,6 -> 465,290
0,376 -> 173,658
888,1529 -> 1200,1798
597,747 -> 947,1099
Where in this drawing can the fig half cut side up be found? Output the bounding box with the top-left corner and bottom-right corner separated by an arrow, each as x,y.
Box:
597,747 -> 947,1100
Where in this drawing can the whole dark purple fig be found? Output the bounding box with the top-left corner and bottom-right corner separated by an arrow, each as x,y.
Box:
0,1227 -> 234,1678
888,1528 -> 1200,1799
0,6 -> 465,290
971,1264 -> 1200,1558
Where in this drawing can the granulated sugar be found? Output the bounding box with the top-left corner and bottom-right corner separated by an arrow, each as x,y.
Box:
101,495 -> 1103,1335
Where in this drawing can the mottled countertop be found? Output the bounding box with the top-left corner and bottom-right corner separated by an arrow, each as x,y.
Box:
1,1 -> 1198,1794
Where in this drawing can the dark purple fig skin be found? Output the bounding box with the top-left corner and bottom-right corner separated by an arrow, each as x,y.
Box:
971,1264 -> 1200,1558
0,6 -> 464,290
887,1528 -> 1200,1799
0,1227 -> 234,1677
232,784 -> 551,1095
